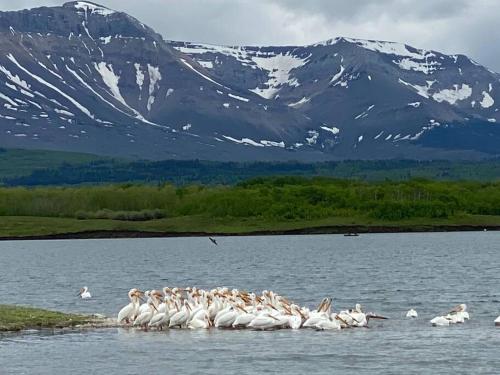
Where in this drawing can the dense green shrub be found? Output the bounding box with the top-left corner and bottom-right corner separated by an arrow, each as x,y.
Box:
0,178 -> 499,222
75,209 -> 166,221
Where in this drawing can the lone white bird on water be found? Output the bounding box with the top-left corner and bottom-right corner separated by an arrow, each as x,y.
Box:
78,286 -> 91,299
406,309 -> 418,318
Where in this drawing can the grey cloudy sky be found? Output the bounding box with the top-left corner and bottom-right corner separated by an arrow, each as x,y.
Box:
3,0 -> 499,72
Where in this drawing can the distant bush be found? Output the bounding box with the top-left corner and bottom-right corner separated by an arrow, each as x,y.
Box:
75,209 -> 166,221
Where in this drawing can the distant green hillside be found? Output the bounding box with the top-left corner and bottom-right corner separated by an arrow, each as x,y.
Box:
2,148 -> 500,186
0,148 -> 103,179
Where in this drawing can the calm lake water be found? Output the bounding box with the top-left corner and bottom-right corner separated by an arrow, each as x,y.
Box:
0,233 -> 499,374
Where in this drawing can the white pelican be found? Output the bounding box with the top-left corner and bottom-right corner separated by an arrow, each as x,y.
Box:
303,298 -> 332,327
338,304 -> 365,327
78,287 -> 91,299
133,301 -> 156,329
214,307 -> 239,328
214,305 -> 232,324
148,312 -> 169,330
169,300 -> 191,328
288,315 -> 302,330
138,290 -> 162,315
117,289 -> 142,324
190,305 -> 208,321
495,316 -> 500,326
449,304 -> 467,314
447,304 -> 469,323
406,309 -> 418,318
232,311 -> 256,328
248,314 -> 279,330
188,312 -> 210,329
430,316 -> 450,326
137,291 -> 151,315
148,307 -> 170,330
315,318 -> 341,330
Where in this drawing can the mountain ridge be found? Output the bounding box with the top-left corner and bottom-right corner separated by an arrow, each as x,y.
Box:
0,1 -> 498,161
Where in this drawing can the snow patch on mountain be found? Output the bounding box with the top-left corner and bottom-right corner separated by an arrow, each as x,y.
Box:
7,53 -> 94,119
95,62 -> 126,106
399,78 -> 435,99
0,92 -> 18,107
91,62 -> 161,127
134,63 -> 144,95
480,91 -> 494,108
198,61 -> 213,69
320,126 -> 340,135
410,119 -> 442,140
54,108 -> 74,117
100,36 -> 112,45
175,44 -> 253,65
398,80 -> 473,105
0,65 -> 32,92
147,64 -> 161,111
223,135 -> 264,147
228,93 -> 249,102
249,52 -> 310,99
355,105 -> 375,120
345,38 -> 431,60
73,2 -> 115,17
306,130 -> 319,145
432,84 -> 472,105
288,97 -> 310,108
260,140 -> 285,148
329,65 -> 345,84
180,58 -> 225,88
393,58 -> 441,74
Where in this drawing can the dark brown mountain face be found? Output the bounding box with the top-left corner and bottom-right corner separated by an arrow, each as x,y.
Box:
0,2 -> 499,161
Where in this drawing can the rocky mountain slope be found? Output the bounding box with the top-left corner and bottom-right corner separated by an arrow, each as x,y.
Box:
0,1 -> 499,160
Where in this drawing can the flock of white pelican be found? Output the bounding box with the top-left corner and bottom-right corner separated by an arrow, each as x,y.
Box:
100,286 -> 499,330
115,287 -> 388,330
77,286 -> 500,328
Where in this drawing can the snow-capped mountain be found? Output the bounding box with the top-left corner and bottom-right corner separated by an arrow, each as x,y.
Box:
0,1 -> 499,161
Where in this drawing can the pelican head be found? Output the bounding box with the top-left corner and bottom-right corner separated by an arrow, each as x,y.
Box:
355,304 -> 362,313
151,290 -> 163,299
449,303 -> 467,314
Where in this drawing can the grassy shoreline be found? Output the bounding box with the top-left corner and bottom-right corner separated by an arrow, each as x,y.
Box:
0,215 -> 498,240
0,305 -> 92,332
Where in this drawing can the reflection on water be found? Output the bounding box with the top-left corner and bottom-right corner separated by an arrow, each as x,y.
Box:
0,233 -> 499,374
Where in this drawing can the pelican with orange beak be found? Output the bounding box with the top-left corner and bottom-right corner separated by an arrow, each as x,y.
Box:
117,289 -> 144,324
133,301 -> 158,330
169,300 -> 192,328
